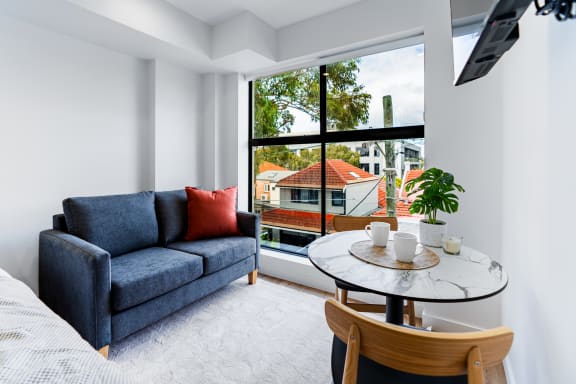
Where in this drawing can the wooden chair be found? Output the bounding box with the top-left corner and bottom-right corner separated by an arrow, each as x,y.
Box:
325,299 -> 514,384
331,215 -> 416,326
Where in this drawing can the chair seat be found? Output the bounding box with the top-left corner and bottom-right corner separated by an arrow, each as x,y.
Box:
168,236 -> 256,275
111,247 -> 203,312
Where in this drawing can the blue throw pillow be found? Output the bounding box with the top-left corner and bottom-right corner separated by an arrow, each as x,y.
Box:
63,191 -> 158,257
155,189 -> 188,245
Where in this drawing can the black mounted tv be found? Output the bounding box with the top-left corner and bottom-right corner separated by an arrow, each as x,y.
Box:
451,0 -> 533,86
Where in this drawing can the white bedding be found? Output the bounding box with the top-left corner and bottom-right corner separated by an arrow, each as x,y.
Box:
0,268 -> 136,384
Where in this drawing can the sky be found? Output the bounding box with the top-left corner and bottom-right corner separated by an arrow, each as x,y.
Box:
453,32 -> 480,81
286,43 -> 425,134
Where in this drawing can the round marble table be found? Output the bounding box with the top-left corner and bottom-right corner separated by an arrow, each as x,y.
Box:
308,230 -> 508,324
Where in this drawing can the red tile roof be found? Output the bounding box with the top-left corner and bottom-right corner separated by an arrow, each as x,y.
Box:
373,200 -> 416,218
277,160 -> 377,189
258,161 -> 287,174
400,169 -> 424,200
377,173 -> 423,218
378,179 -> 398,208
261,208 -> 334,233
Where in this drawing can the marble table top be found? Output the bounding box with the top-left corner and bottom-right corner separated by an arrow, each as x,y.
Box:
308,230 -> 508,302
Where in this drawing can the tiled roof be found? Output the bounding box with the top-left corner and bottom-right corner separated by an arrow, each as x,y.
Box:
377,177 -> 422,218
378,179 -> 398,208
258,161 -> 287,174
261,208 -> 334,233
373,201 -> 415,218
277,160 -> 377,189
400,169 -> 424,200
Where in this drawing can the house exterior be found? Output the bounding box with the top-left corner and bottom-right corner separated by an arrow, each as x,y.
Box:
254,170 -> 296,204
260,160 -> 379,250
356,141 -> 422,181
275,159 -> 379,216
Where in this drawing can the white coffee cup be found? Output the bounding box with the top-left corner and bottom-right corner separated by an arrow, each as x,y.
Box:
393,232 -> 421,263
364,222 -> 390,247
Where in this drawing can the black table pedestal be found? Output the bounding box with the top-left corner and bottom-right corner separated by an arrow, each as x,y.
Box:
385,296 -> 405,325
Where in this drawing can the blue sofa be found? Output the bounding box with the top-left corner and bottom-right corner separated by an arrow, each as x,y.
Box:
39,190 -> 260,352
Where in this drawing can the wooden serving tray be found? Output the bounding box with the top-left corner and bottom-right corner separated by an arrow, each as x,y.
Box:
349,240 -> 440,270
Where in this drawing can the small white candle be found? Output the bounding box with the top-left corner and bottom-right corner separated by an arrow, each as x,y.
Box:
443,237 -> 462,254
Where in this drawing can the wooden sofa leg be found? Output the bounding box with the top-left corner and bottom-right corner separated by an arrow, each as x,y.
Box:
98,345 -> 109,359
248,270 -> 258,285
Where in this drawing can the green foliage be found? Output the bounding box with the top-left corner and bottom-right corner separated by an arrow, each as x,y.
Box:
404,168 -> 465,224
326,144 -> 360,167
254,146 -> 295,171
254,144 -> 360,173
326,61 -> 371,131
253,60 -> 371,137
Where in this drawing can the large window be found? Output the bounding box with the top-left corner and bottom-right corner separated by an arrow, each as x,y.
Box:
250,42 -> 425,256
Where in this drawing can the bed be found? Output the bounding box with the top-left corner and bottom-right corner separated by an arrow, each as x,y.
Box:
0,268 -> 136,383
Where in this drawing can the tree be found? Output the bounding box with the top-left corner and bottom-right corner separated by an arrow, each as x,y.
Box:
254,144 -> 360,174
326,61 -> 372,131
326,144 -> 360,167
253,60 -> 371,137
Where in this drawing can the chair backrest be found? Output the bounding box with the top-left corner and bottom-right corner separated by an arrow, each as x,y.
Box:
325,299 -> 513,384
332,215 -> 398,232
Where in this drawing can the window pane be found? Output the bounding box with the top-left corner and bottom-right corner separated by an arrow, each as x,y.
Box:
253,67 -> 320,139
253,144 -> 323,256
332,191 -> 344,207
250,40 -> 425,256
326,44 -> 424,131
325,139 -> 424,233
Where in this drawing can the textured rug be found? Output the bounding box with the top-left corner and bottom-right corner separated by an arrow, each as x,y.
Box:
109,277 -> 333,384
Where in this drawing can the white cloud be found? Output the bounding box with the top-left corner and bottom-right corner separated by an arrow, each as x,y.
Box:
286,43 -> 425,134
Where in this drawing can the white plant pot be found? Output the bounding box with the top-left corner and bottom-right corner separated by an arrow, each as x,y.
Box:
419,220 -> 447,247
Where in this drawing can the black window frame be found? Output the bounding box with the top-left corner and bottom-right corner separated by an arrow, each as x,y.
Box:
249,62 -> 424,253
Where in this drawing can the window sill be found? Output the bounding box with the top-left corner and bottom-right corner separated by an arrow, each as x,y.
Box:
259,248 -> 335,293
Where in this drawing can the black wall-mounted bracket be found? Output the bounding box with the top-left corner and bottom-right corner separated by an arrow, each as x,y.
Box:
535,0 -> 576,21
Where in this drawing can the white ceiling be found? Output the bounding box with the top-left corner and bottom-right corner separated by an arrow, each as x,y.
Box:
165,0 -> 363,28
0,0 -> 419,74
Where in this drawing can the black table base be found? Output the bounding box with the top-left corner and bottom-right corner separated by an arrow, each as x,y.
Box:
385,296 -> 405,325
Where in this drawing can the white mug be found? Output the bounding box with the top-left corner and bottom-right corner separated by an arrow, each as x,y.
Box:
393,232 -> 421,263
364,222 -> 390,247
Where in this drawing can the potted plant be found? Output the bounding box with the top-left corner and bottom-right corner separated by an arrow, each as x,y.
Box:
404,168 -> 465,247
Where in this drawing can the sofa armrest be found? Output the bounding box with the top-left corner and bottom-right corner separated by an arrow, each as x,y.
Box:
236,211 -> 260,269
39,230 -> 111,349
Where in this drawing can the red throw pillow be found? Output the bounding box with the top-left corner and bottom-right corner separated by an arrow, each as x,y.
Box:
184,186 -> 240,241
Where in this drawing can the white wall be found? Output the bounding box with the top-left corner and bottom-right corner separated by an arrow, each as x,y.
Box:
202,73 -> 249,210
346,181 -> 379,216
0,15 -> 153,290
246,0 -> 507,330
501,12 -> 576,384
419,0 -> 504,330
153,60 -> 203,190
0,16 -> 206,292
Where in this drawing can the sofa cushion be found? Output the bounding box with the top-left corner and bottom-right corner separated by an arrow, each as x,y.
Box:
168,236 -> 256,275
184,186 -> 240,241
155,189 -> 188,245
63,192 -> 158,257
111,247 -> 203,312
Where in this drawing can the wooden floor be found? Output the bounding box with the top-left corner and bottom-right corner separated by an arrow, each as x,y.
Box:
259,274 -> 507,384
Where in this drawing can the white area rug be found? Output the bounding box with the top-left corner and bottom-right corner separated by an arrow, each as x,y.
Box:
109,277 -> 333,384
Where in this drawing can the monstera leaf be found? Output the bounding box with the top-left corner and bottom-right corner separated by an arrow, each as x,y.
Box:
405,168 -> 465,224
